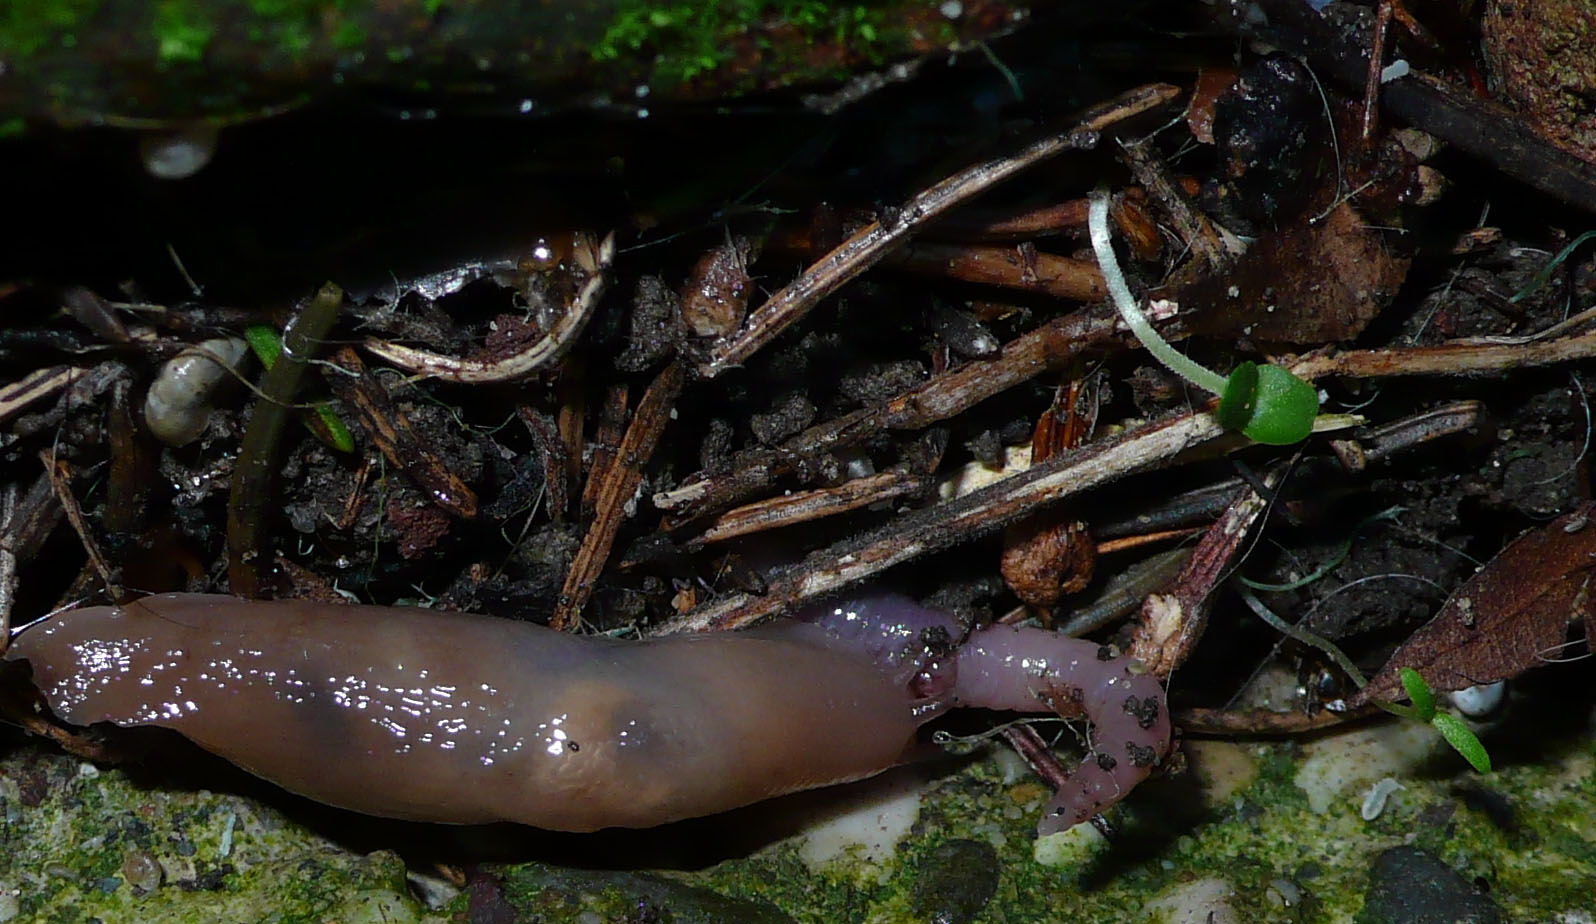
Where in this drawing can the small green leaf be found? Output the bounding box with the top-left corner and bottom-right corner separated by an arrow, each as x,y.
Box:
1217,361 -> 1260,432
245,324 -> 283,369
1432,713 -> 1492,773
1239,364 -> 1319,445
311,404 -> 356,454
1399,667 -> 1436,721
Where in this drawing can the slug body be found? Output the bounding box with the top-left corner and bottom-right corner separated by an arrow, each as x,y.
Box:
7,593 -> 1168,834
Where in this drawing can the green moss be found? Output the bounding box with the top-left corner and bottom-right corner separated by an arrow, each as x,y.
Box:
333,19 -> 367,50
9,696 -> 1593,921
0,0 -> 98,56
153,0 -> 213,64
592,0 -> 914,90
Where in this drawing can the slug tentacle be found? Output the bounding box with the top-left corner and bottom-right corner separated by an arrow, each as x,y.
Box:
949,624 -> 1172,833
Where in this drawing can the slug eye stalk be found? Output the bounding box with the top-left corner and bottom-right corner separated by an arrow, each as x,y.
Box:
1086,191 -> 1319,446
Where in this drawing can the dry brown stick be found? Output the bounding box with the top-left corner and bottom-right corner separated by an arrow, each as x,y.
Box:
886,243 -> 1105,301
1176,703 -> 1378,737
1095,528 -> 1202,554
656,303 -> 1126,518
41,449 -> 119,602
325,347 -> 479,519
1361,0 -> 1395,142
581,383 -> 631,517
1291,326 -> 1596,381
517,406 -> 571,523
695,83 -> 1182,379
927,198 -> 1091,243
1116,135 -> 1240,270
691,468 -> 929,546
1131,466 -> 1283,679
1000,724 -> 1075,802
654,410 -> 1239,636
552,360 -> 685,631
555,359 -> 587,521
363,232 -> 614,383
0,366 -> 75,425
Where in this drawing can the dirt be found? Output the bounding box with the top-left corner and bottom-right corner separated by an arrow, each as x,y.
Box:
2,3 -> 1595,922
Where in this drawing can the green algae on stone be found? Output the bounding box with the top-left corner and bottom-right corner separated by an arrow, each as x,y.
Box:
0,744 -> 443,924
8,696 -> 1592,922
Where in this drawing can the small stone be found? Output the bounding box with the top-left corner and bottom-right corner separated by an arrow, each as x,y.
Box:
121,849 -> 163,893
909,839 -> 999,924
1361,846 -> 1502,924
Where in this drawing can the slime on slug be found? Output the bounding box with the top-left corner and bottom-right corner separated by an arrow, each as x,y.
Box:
4,592 -> 1170,834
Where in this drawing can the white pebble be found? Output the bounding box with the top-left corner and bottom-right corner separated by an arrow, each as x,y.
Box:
139,126 -> 219,179
1448,681 -> 1506,718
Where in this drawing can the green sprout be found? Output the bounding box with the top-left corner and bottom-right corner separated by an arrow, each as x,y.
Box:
1509,229 -> 1596,304
1379,667 -> 1493,774
1237,587 -> 1492,774
1086,191 -> 1320,445
245,324 -> 356,454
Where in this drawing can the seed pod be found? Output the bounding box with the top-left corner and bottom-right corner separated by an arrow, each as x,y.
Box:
680,235 -> 755,339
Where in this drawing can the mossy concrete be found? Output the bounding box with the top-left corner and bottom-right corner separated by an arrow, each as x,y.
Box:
3,701 -> 1592,922
0,0 -> 990,126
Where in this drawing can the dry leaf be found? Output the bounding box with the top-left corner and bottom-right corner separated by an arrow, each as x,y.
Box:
1350,502 -> 1596,707
1178,202 -> 1410,344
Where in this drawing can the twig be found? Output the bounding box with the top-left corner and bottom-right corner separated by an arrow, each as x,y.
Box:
1175,703 -> 1377,736
1361,0 -> 1394,142
1000,724 -> 1077,807
1290,326 -> 1596,381
885,243 -> 1104,300
657,303 -> 1127,519
695,83 -> 1182,379
581,384 -> 631,518
1116,136 -> 1242,269
324,347 -> 477,519
0,367 -> 76,426
517,406 -> 572,523
364,232 -> 614,383
655,410 -> 1245,635
41,450 -> 119,601
552,361 -> 685,631
690,468 -> 930,546
1131,465 -> 1285,678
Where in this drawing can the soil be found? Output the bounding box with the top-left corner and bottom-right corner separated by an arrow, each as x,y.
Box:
2,3 -> 1595,922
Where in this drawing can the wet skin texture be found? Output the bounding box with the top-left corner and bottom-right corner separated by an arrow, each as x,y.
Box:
7,593 -> 1169,833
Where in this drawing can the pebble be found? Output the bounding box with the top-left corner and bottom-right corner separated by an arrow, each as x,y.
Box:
1361,846 -> 1502,924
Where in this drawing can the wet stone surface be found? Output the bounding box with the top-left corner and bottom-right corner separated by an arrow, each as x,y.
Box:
1361,846 -> 1503,924
909,837 -> 1001,924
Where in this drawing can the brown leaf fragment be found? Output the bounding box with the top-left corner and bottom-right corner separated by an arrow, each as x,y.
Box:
1176,202 -> 1410,344
1351,502 -> 1596,707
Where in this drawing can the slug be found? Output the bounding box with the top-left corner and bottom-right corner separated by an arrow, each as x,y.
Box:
5,593 -> 1169,834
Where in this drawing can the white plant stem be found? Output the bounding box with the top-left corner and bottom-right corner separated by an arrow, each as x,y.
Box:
1087,191 -> 1228,396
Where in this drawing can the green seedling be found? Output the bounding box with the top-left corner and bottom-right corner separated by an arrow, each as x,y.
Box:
1509,229 -> 1596,304
1086,192 -> 1320,445
1237,588 -> 1491,774
245,324 -> 356,454
1378,667 -> 1492,773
